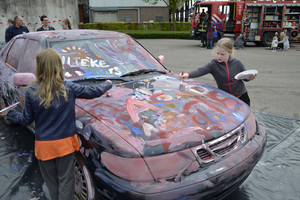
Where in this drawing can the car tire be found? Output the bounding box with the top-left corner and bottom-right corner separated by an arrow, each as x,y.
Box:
74,152 -> 98,200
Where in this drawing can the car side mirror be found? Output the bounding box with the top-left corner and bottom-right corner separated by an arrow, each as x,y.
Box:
158,55 -> 165,64
13,73 -> 36,86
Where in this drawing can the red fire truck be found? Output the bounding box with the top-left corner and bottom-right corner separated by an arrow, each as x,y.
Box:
190,0 -> 300,46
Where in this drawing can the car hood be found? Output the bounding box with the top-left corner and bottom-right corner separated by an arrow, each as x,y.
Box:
75,74 -> 250,157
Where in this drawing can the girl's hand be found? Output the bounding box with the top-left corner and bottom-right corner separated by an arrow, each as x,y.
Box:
247,73 -> 257,81
177,72 -> 189,79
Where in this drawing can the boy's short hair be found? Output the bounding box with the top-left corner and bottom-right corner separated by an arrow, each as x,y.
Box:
40,15 -> 48,22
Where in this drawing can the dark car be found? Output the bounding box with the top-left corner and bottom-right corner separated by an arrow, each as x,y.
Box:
0,30 -> 267,200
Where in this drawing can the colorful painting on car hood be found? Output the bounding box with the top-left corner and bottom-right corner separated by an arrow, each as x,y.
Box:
75,74 -> 250,157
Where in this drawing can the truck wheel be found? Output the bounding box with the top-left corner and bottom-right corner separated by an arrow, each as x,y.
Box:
262,32 -> 274,47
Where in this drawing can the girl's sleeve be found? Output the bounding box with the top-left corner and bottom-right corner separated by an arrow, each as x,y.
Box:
239,60 -> 247,71
188,60 -> 213,78
69,81 -> 112,99
6,90 -> 35,126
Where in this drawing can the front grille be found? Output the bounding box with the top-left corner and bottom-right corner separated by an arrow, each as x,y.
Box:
194,125 -> 246,165
196,149 -> 213,162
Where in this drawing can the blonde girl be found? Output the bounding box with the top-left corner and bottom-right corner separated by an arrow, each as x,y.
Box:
179,38 -> 256,106
5,48 -> 112,200
61,18 -> 72,30
278,32 -> 290,51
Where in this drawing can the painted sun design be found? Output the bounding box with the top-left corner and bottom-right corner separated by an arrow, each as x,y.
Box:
61,44 -> 92,65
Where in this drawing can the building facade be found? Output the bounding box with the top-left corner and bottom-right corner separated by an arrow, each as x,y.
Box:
89,0 -> 169,23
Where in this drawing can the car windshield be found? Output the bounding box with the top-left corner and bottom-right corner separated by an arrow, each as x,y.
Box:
50,36 -> 166,81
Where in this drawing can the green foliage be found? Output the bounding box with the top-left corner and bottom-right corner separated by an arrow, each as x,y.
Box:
83,22 -> 190,31
82,22 -> 192,39
83,23 -> 99,29
117,30 -> 192,39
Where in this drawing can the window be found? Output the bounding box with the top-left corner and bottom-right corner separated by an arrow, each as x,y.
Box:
19,40 -> 41,73
0,44 -> 10,61
6,38 -> 26,70
50,37 -> 165,80
218,6 -> 223,14
155,16 -> 164,22
124,16 -> 133,23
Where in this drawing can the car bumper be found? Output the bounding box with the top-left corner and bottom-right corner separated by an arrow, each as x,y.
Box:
94,125 -> 267,200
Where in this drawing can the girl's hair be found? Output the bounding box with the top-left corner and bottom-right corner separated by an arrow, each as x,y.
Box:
35,48 -> 67,109
62,18 -> 72,29
215,38 -> 234,55
8,18 -> 14,24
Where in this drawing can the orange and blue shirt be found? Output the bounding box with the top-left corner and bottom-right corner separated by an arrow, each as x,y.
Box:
7,81 -> 112,161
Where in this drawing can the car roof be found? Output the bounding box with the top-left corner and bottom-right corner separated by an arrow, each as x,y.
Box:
20,29 -> 128,42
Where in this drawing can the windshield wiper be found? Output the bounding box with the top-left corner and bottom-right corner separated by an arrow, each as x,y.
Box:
72,77 -> 132,83
120,69 -> 167,77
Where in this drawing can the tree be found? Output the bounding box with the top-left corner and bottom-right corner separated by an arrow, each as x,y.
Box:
142,0 -> 189,31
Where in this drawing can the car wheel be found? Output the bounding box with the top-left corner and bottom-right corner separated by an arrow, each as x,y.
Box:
74,152 -> 98,200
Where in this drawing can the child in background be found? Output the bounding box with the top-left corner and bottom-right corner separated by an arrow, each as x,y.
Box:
213,26 -> 219,46
178,38 -> 256,106
206,21 -> 214,49
272,32 -> 278,52
7,18 -> 14,26
278,32 -> 290,51
2,48 -> 112,200
234,32 -> 246,50
62,18 -> 72,30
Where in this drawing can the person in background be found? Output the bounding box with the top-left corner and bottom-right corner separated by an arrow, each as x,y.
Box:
37,15 -> 55,31
7,18 -> 14,26
204,11 -> 210,22
278,32 -> 290,51
200,9 -> 206,22
178,38 -> 256,106
5,16 -> 29,43
206,21 -> 214,49
272,32 -> 278,52
234,32 -> 246,50
213,26 -> 219,46
2,19 -> 14,46
2,48 -> 112,200
61,19 -> 72,30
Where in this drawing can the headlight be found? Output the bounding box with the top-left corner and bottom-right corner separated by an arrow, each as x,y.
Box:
101,152 -> 153,182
